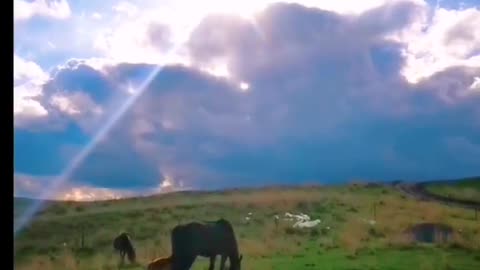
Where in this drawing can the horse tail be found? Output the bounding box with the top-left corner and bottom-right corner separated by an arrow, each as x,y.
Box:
125,236 -> 136,262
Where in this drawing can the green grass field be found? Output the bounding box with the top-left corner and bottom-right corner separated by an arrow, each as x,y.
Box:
424,178 -> 480,204
14,183 -> 480,270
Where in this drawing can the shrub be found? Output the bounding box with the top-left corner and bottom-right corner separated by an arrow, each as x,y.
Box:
50,205 -> 68,216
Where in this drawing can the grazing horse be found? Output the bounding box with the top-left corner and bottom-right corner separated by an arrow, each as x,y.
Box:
113,232 -> 136,264
170,218 -> 243,270
147,255 -> 172,270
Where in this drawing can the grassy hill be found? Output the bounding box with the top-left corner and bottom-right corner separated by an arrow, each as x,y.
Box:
423,177 -> 480,204
14,182 -> 480,270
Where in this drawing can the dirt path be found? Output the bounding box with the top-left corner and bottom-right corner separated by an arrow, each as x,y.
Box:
394,182 -> 480,210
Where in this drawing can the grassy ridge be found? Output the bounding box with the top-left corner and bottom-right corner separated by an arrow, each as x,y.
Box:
424,177 -> 480,204
14,184 -> 480,270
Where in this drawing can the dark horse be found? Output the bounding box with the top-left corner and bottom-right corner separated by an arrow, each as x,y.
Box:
170,218 -> 243,270
113,232 -> 136,264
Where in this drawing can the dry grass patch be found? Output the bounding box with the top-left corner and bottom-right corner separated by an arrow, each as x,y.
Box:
339,219 -> 369,255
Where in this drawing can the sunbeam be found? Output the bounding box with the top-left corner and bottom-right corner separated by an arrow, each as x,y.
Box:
14,64 -> 165,236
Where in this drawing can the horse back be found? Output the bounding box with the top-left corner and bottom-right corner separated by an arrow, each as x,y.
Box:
171,219 -> 237,256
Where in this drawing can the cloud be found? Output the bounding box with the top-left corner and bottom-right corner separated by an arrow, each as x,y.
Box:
147,23 -> 174,52
470,77 -> 480,90
13,1 -> 480,199
14,59 -> 116,131
14,55 -> 50,127
14,0 -> 71,21
397,5 -> 480,83
93,15 -> 178,64
90,0 -> 408,67
91,12 -> 103,20
112,1 -> 139,17
14,174 -> 46,198
14,173 -> 185,201
186,1 -> 425,84
415,66 -> 480,104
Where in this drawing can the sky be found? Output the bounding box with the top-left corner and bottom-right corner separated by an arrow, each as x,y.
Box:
14,0 -> 480,201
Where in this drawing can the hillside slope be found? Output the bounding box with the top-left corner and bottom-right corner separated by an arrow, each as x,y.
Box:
14,182 -> 480,270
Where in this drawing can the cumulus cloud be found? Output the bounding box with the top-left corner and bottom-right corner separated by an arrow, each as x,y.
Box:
14,0 -> 71,21
187,1 -> 423,84
14,55 -> 49,127
397,5 -> 480,83
90,1 -> 195,65
14,1 -> 480,199
93,17 -> 177,64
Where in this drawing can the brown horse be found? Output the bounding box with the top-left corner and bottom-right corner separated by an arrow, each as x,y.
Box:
170,218 -> 243,270
113,232 -> 136,265
147,255 -> 172,270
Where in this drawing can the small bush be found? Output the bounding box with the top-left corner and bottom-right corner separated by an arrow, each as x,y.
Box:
347,207 -> 358,213
296,201 -> 310,212
368,227 -> 385,238
346,253 -> 357,260
73,247 -> 95,257
285,227 -> 295,235
320,227 -> 330,235
286,227 -> 306,236
49,205 -> 68,215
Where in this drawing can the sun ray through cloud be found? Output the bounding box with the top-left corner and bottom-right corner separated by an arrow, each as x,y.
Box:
13,55 -> 175,237
13,0 -> 480,221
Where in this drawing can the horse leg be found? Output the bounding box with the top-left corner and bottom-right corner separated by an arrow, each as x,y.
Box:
209,255 -> 216,270
184,255 -> 196,270
219,255 -> 227,270
171,255 -> 182,270
120,251 -> 125,265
